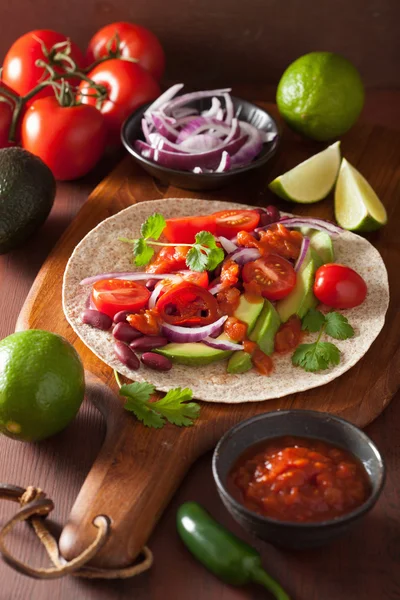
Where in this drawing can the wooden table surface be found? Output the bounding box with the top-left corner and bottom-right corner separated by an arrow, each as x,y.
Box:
1,88 -> 400,600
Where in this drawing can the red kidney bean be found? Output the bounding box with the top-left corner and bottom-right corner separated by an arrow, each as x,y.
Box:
114,341 -> 140,370
141,352 -> 172,371
81,309 -> 112,331
146,278 -> 158,291
255,205 -> 281,227
130,336 -> 168,352
112,322 -> 142,343
113,310 -> 132,324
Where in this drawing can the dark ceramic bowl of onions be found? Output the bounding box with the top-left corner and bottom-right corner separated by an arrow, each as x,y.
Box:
212,410 -> 385,549
121,84 -> 280,191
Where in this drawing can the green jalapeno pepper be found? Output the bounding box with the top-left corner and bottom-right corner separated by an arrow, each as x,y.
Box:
176,502 -> 291,600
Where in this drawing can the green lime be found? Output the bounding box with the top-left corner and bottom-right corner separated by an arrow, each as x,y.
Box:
334,158 -> 387,231
277,52 -> 365,141
0,330 -> 85,442
269,141 -> 341,203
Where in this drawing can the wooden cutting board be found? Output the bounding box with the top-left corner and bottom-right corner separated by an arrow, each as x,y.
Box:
16,104 -> 400,571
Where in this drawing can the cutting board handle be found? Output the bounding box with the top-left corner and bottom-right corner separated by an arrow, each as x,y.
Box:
59,372 -> 204,569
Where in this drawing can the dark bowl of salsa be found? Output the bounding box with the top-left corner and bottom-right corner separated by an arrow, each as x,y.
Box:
212,410 -> 385,549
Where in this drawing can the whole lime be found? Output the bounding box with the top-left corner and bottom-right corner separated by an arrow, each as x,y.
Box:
0,330 -> 85,442
276,52 -> 365,141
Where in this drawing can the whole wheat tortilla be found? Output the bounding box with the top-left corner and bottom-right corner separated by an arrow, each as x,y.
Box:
63,198 -> 389,403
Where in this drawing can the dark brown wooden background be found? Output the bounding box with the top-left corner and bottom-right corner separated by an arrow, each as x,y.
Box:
0,0 -> 399,88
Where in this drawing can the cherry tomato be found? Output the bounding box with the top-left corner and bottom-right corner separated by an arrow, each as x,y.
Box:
214,210 -> 260,238
313,264 -> 367,309
86,22 -> 165,81
156,282 -> 219,326
163,215 -> 217,243
242,255 -> 296,301
92,279 -> 151,319
21,96 -> 106,180
2,30 -> 85,100
158,271 -> 209,298
146,245 -> 189,274
79,59 -> 160,145
0,95 -> 14,148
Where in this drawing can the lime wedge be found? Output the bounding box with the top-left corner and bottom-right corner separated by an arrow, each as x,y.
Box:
269,141 -> 341,203
334,158 -> 387,231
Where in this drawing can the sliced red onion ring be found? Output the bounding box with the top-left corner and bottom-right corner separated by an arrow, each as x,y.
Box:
215,108 -> 224,120
294,236 -> 310,272
172,106 -> 199,118
148,282 -> 165,309
161,88 -> 231,116
161,315 -> 228,343
176,117 -> 232,143
179,134 -> 221,152
80,272 -> 181,286
144,83 -> 184,116
202,96 -> 221,118
135,135 -> 247,171
257,217 -> 343,237
208,281 -> 225,295
216,151 -> 231,172
203,336 -> 243,351
193,166 -> 203,174
230,247 -> 261,265
230,122 -> 263,168
219,236 -> 238,253
224,93 -> 234,126
151,113 -> 179,141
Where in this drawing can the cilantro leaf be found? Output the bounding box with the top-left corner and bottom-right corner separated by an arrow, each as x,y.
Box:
152,388 -> 200,427
133,238 -> 154,266
140,213 -> 166,240
121,382 -> 200,429
302,308 -> 326,333
186,246 -> 208,272
206,247 -> 225,271
325,312 -> 355,340
292,341 -> 341,372
120,381 -> 155,403
195,230 -> 218,249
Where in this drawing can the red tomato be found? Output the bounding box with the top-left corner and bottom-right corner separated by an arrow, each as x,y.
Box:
0,96 -> 14,148
163,215 -> 217,243
313,264 -> 367,309
79,59 -> 160,145
92,279 -> 151,318
2,30 -> 85,100
156,282 -> 219,326
86,22 -> 165,81
242,255 -> 296,301
214,210 -> 260,238
21,96 -> 106,180
180,271 -> 209,288
146,245 -> 189,274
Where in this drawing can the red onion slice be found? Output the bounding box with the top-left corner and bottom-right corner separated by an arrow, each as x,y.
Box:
224,93 -> 234,125
176,117 -> 232,143
294,237 -> 310,272
151,113 -> 179,141
203,336 -> 243,351
257,217 -> 343,237
208,281 -> 225,295
80,273 -> 182,286
230,122 -> 263,167
216,151 -> 231,172
218,236 -> 238,253
179,134 -> 222,153
230,247 -> 261,265
202,96 -> 221,118
144,83 -> 184,116
161,315 -> 228,343
172,106 -> 199,118
161,88 -> 231,116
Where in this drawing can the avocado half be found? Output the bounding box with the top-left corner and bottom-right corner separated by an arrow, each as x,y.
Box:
0,147 -> 56,254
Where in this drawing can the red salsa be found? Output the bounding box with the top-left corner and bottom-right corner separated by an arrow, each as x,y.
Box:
228,436 -> 371,523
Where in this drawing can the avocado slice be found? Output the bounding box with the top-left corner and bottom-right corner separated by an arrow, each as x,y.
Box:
155,294 -> 264,367
227,350 -> 253,374
249,300 -> 281,355
309,231 -> 334,264
276,247 -> 320,323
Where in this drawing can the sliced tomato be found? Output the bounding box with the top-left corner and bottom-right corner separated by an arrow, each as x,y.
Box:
214,210 -> 260,238
146,245 -> 189,274
242,255 -> 296,301
91,279 -> 150,318
313,264 -> 367,309
163,215 -> 217,243
156,282 -> 219,326
180,271 -> 209,288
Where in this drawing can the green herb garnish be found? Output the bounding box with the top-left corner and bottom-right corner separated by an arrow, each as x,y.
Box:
292,309 -> 355,373
119,213 -> 224,272
120,381 -> 200,429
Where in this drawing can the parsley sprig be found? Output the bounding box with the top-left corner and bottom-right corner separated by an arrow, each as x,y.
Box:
119,380 -> 200,429
292,308 -> 355,373
119,213 -> 224,272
